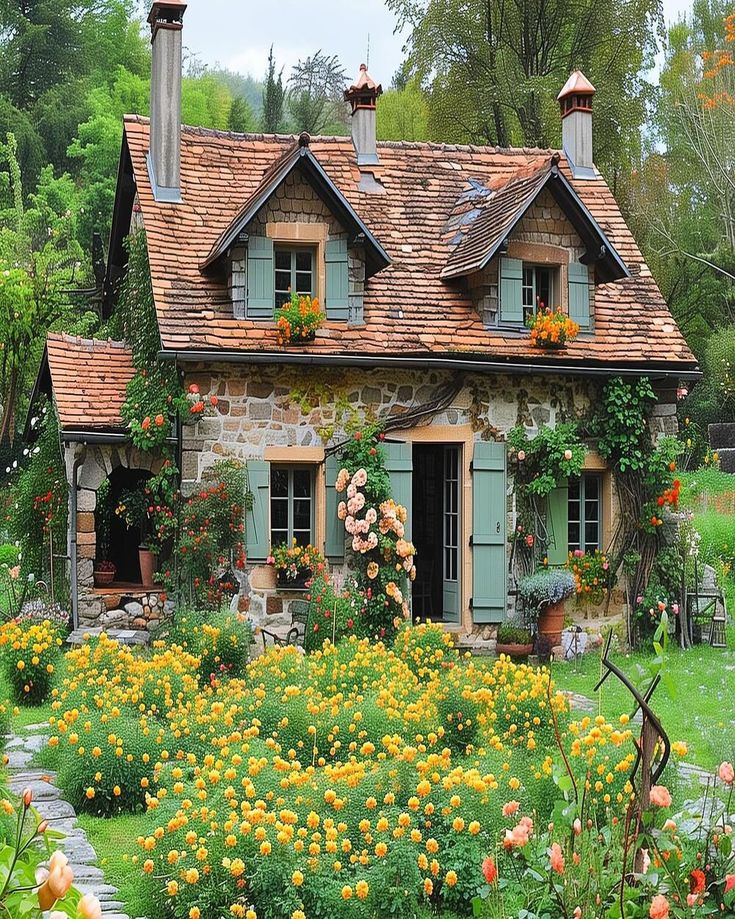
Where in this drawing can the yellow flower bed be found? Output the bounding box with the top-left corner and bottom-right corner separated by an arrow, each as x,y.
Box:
0,618 -> 63,704
44,625 -> 639,919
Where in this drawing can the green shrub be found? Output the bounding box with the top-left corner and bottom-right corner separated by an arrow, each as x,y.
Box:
154,609 -> 252,680
0,545 -> 19,567
0,618 -> 63,704
56,714 -> 157,817
305,574 -> 366,653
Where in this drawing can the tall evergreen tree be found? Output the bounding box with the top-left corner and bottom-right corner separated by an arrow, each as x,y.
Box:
228,96 -> 255,133
261,46 -> 286,133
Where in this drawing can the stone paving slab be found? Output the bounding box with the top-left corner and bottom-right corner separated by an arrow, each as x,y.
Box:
5,726 -> 129,918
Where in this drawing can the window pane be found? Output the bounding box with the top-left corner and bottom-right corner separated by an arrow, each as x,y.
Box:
568,522 -> 580,546
584,476 -> 600,500
293,499 -> 311,531
271,530 -> 289,547
271,499 -> 288,530
293,530 -> 311,547
271,468 -> 288,497
295,250 -> 312,272
585,500 -> 599,521
537,268 -> 552,310
568,479 -> 581,501
293,470 -> 311,498
295,272 -> 312,294
585,522 -> 600,549
275,250 -> 291,270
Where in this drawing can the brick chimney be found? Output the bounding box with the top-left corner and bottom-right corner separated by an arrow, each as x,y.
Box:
147,1 -> 186,202
557,71 -> 595,180
344,65 -> 382,166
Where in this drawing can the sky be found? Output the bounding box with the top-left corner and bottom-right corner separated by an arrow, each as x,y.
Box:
173,0 -> 695,88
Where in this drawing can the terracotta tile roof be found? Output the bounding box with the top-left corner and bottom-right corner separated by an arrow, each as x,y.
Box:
46,334 -> 134,431
441,158 -> 553,279
123,116 -> 696,370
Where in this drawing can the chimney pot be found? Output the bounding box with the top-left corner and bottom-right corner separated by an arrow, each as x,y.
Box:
344,65 -> 382,166
558,70 -> 595,179
148,1 -> 186,202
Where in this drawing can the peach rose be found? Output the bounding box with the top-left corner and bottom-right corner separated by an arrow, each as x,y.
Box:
719,762 -> 734,785
550,842 -> 565,875
37,851 -> 74,910
502,801 -> 520,817
649,785 -> 672,808
649,895 -> 669,919
78,894 -> 103,919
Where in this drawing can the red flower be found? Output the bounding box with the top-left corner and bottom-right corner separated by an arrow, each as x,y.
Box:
482,857 -> 497,884
188,383 -> 199,394
154,414 -> 165,427
210,395 -> 219,407
690,869 -> 706,894
141,417 -> 151,431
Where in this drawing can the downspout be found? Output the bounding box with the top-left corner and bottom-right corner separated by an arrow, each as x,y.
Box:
70,448 -> 86,631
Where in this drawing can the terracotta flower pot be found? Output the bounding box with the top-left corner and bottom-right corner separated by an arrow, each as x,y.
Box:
538,600 -> 566,647
138,548 -> 157,588
93,568 -> 116,587
496,642 -> 534,659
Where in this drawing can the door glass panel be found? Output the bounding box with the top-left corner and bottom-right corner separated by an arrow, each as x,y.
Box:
271,468 -> 288,497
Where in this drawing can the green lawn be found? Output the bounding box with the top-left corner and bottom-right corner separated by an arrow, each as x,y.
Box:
551,637 -> 735,772
75,812 -> 152,918
10,701 -> 54,730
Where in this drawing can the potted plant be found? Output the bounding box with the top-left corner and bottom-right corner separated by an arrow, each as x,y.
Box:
269,540 -> 324,590
495,623 -> 534,658
518,569 -> 576,647
275,292 -> 325,345
93,560 -> 117,587
527,304 -> 580,350
115,486 -> 157,587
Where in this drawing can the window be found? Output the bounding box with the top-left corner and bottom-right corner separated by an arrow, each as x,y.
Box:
522,265 -> 554,322
568,474 -> 601,553
275,248 -> 315,308
270,466 -> 314,548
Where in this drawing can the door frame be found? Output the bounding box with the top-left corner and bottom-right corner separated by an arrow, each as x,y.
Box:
397,425 -> 475,632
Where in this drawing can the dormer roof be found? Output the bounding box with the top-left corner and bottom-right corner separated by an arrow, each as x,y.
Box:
200,134 -> 390,275
441,154 -> 628,283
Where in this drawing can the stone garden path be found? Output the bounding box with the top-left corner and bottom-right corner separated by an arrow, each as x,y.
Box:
5,723 -> 130,919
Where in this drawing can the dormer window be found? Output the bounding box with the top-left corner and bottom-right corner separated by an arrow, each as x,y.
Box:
498,256 -> 591,330
522,265 -> 555,322
275,247 -> 316,306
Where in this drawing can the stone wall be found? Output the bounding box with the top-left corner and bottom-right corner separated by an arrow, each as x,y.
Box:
180,362 -> 603,634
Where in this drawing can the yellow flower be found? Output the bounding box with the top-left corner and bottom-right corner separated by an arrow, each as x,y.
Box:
356,880 -> 369,899
341,885 -> 353,900
292,870 -> 304,886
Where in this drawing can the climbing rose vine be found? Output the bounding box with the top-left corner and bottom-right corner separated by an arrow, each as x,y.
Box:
335,427 -> 416,641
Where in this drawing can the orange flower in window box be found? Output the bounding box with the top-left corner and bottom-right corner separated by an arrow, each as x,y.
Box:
527,307 -> 580,350
276,292 -> 326,345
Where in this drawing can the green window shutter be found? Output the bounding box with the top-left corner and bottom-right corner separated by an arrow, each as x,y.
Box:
324,454 -> 345,560
246,236 -> 275,319
568,262 -> 591,328
499,257 -> 523,324
471,441 -> 507,623
325,238 -> 349,322
245,459 -> 270,561
546,484 -> 569,566
384,441 -> 413,540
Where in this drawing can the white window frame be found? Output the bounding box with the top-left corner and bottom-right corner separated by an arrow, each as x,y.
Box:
568,473 -> 602,553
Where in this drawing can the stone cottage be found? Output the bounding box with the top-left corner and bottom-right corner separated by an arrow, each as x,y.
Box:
32,2 -> 698,635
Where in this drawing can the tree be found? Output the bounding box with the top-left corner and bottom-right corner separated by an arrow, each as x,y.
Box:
386,0 -> 663,180
377,79 -> 430,142
262,46 -> 286,133
228,96 -> 255,133
287,50 -> 347,135
0,135 -> 85,446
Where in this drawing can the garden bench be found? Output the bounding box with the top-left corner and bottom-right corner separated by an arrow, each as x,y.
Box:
260,600 -> 310,650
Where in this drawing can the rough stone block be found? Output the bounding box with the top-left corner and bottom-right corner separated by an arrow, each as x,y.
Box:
717,448 -> 735,473
77,512 -> 95,533
266,595 -> 283,615
248,382 -> 274,399
76,488 -> 97,512
709,423 -> 735,449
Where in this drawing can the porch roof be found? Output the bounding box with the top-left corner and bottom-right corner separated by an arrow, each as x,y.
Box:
44,334 -> 135,432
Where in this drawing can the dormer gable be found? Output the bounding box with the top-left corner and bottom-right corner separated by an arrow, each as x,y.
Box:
441,154 -> 628,331
201,134 -> 390,326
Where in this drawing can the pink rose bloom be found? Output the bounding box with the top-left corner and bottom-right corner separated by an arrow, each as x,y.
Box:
517,450 -> 526,461
649,785 -> 672,808
352,468 -> 368,487
686,893 -> 699,908
649,895 -> 669,919
337,501 -> 347,520
573,909 -> 582,919
719,762 -> 734,785
564,449 -> 573,460
502,801 -> 520,817
549,842 -> 565,875
266,555 -> 275,566
725,875 -> 735,893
